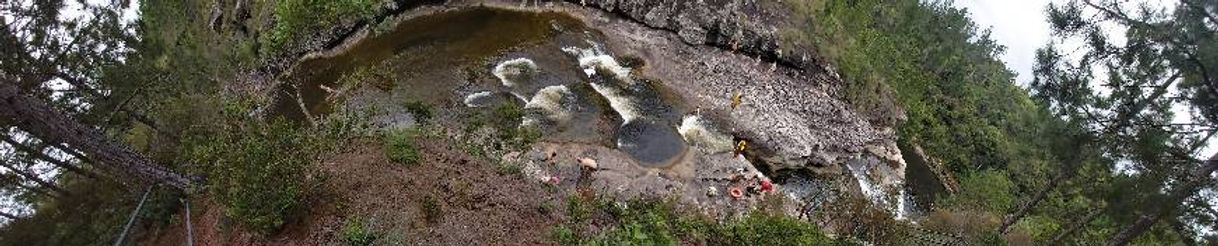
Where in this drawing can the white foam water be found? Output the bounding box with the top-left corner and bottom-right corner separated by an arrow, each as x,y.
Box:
563,45 -> 644,124
492,58 -> 538,101
847,159 -> 910,220
676,115 -> 734,153
463,91 -> 496,107
522,85 -> 574,127
847,160 -> 884,203
562,44 -> 631,81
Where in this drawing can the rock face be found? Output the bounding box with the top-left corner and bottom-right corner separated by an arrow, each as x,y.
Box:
564,0 -> 834,93
563,0 -> 908,216
572,2 -> 904,178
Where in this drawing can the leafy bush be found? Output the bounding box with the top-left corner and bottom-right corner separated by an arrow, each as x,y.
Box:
938,170 -> 1015,213
551,225 -> 578,245
383,128 -> 421,166
269,0 -> 380,50
341,217 -> 378,245
560,199 -> 844,246
184,115 -> 315,233
180,100 -> 369,234
403,101 -> 434,124
496,161 -> 523,176
711,213 -> 839,246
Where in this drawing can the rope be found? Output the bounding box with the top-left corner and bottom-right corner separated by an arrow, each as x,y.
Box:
184,197 -> 194,246
113,186 -> 154,246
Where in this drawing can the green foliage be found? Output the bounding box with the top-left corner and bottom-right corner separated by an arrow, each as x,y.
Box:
714,213 -> 842,246
939,170 -> 1015,213
566,196 -> 594,224
556,199 -> 844,246
341,217 -> 378,246
792,0 -> 1056,175
784,0 -> 1119,243
184,116 -> 312,233
551,225 -> 579,245
269,0 -> 380,51
181,99 -> 365,234
0,179 -> 182,245
403,101 -> 434,124
461,102 -> 543,159
382,128 -> 421,166
1014,215 -> 1061,241
496,161 -> 523,176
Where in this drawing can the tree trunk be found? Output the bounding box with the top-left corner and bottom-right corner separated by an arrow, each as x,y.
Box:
1048,207 -> 1104,245
0,134 -> 103,180
999,171 -> 1068,234
0,81 -> 191,189
1105,153 -> 1218,246
0,160 -> 70,196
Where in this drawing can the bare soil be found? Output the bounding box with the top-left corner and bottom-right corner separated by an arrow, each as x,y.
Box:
139,138 -> 565,246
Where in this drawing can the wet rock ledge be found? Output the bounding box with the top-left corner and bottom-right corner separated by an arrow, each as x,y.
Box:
562,0 -> 832,86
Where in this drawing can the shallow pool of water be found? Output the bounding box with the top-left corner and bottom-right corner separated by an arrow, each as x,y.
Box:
270,6 -> 691,169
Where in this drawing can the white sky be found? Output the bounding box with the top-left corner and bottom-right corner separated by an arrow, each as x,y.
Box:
951,0 -> 1053,86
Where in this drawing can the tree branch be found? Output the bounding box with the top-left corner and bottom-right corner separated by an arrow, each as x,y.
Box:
0,134 -> 103,180
0,158 -> 69,196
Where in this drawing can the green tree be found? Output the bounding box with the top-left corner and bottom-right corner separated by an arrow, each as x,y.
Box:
1032,0 -> 1218,244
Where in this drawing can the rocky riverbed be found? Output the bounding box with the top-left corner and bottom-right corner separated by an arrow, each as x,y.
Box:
264,0 -> 911,223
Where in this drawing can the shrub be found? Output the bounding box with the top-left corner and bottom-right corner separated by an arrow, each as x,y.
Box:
184,118 -> 315,234
382,129 -> 421,166
551,225 -> 578,245
341,217 -> 377,246
181,100 -> 362,234
403,101 -> 433,124
564,199 -> 844,246
711,213 -> 838,246
496,161 -> 523,176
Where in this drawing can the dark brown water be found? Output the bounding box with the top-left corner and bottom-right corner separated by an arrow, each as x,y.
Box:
271,7 -> 589,120
899,142 -> 944,213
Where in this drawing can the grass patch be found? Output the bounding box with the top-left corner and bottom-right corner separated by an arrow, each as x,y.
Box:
383,128 -> 422,166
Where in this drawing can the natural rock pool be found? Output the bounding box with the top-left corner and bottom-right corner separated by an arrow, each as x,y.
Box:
267,3 -> 912,221
271,6 -> 691,169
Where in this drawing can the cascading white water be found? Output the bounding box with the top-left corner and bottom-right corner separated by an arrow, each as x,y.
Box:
522,85 -> 574,127
847,158 -> 911,220
562,45 -> 643,124
493,58 -> 539,102
846,160 -> 885,203
676,115 -> 734,153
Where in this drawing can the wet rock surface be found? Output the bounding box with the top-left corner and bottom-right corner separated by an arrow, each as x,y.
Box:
563,0 -> 836,93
